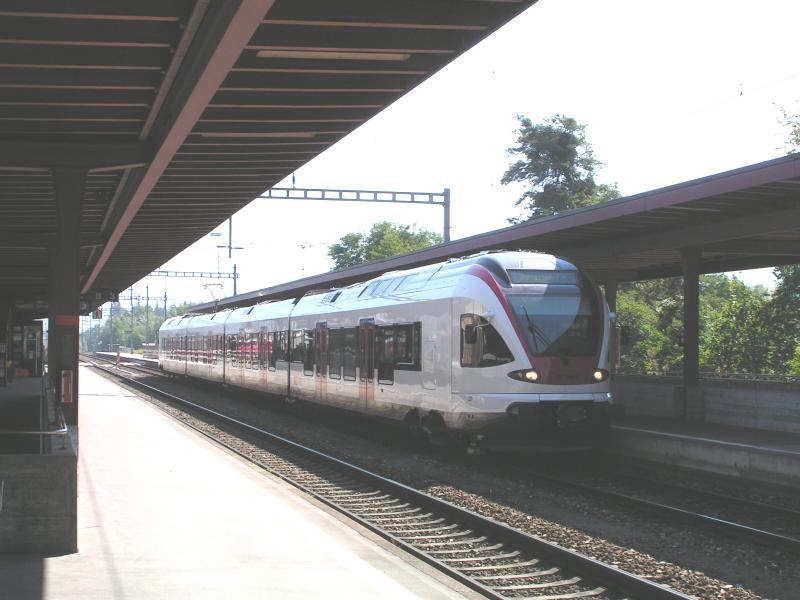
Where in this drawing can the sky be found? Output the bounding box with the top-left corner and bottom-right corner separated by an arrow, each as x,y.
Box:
114,0 -> 800,314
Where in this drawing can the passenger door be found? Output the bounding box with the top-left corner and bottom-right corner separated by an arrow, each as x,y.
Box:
359,319 -> 375,409
314,322 -> 327,403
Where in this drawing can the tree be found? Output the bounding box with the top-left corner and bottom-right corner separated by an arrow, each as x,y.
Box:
616,274 -> 770,376
81,301 -> 195,352
327,221 -> 442,270
777,103 -> 800,153
501,114 -> 620,223
617,278 -> 684,374
763,265 -> 800,373
700,278 -> 770,374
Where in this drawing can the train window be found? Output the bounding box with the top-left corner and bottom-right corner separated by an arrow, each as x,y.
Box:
328,329 -> 343,379
315,325 -> 327,378
394,323 -> 421,371
358,282 -> 380,298
272,330 -> 287,363
268,331 -> 277,369
303,330 -> 314,376
373,280 -> 392,296
342,328 -> 357,381
247,332 -> 255,369
460,314 -> 514,368
386,277 -> 406,294
377,326 -> 394,384
228,334 -> 237,365
396,271 -> 430,292
290,330 -> 305,363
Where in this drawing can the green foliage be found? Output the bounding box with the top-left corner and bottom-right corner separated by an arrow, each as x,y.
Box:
81,301 -> 195,352
788,345 -> 800,376
327,221 -> 442,270
617,270 -> 800,376
501,114 -> 620,223
777,103 -> 800,153
764,265 -> 800,370
617,278 -> 683,374
700,278 -> 770,374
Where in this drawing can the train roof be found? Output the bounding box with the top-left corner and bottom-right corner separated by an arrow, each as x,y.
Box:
160,251 -> 583,329
225,298 -> 296,327
291,251 -> 580,316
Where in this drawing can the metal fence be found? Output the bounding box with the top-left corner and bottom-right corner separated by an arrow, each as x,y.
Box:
613,370 -> 800,385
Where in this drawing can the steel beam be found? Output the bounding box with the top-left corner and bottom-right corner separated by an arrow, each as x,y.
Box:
703,239 -> 800,256
0,141 -> 152,172
0,232 -> 106,249
82,0 -> 277,295
565,206 -> 800,262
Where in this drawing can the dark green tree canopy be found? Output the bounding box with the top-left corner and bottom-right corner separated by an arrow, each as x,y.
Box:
327,221 -> 442,270
82,301 -> 195,352
777,104 -> 800,153
501,114 -> 620,223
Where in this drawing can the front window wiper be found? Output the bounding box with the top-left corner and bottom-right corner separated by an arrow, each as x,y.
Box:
522,306 -> 551,351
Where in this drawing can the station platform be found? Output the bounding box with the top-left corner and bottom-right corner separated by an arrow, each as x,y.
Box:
609,416 -> 800,489
0,366 -> 472,599
93,351 -> 158,369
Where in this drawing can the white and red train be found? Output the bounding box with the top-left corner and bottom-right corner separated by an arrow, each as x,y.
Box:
159,251 -> 613,451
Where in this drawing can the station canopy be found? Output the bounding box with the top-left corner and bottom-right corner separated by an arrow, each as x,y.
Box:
0,0 -> 536,315
192,153 -> 800,312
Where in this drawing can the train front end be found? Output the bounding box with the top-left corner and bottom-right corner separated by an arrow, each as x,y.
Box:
453,253 -> 612,451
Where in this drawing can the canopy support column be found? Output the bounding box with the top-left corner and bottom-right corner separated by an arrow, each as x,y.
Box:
680,248 -> 704,421
48,168 -> 86,427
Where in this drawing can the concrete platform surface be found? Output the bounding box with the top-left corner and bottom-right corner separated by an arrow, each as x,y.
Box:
0,366 -> 471,599
610,416 -> 800,488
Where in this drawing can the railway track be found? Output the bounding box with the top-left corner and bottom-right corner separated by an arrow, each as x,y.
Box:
84,353 -> 800,555
84,357 -> 688,599
509,465 -> 800,554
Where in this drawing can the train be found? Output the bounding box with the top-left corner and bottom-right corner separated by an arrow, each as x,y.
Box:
158,251 -> 613,452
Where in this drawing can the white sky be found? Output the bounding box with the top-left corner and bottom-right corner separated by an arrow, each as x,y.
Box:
120,0 -> 800,312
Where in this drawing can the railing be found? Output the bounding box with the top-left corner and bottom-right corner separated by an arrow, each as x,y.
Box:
0,373 -> 69,453
0,407 -> 68,437
613,370 -> 800,384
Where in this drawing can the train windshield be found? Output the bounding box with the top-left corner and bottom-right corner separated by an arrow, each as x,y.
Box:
505,282 -> 599,357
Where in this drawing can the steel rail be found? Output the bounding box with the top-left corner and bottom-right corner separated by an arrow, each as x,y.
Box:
519,468 -> 800,552
84,354 -> 800,551
87,359 -> 689,600
612,472 -> 800,522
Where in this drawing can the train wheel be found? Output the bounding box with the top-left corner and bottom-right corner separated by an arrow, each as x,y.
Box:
421,412 -> 448,447
403,410 -> 425,439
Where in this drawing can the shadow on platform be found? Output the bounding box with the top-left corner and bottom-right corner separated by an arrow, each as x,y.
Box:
0,555 -> 44,600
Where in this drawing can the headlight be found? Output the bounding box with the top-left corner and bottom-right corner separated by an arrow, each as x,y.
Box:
508,369 -> 541,383
593,369 -> 609,382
